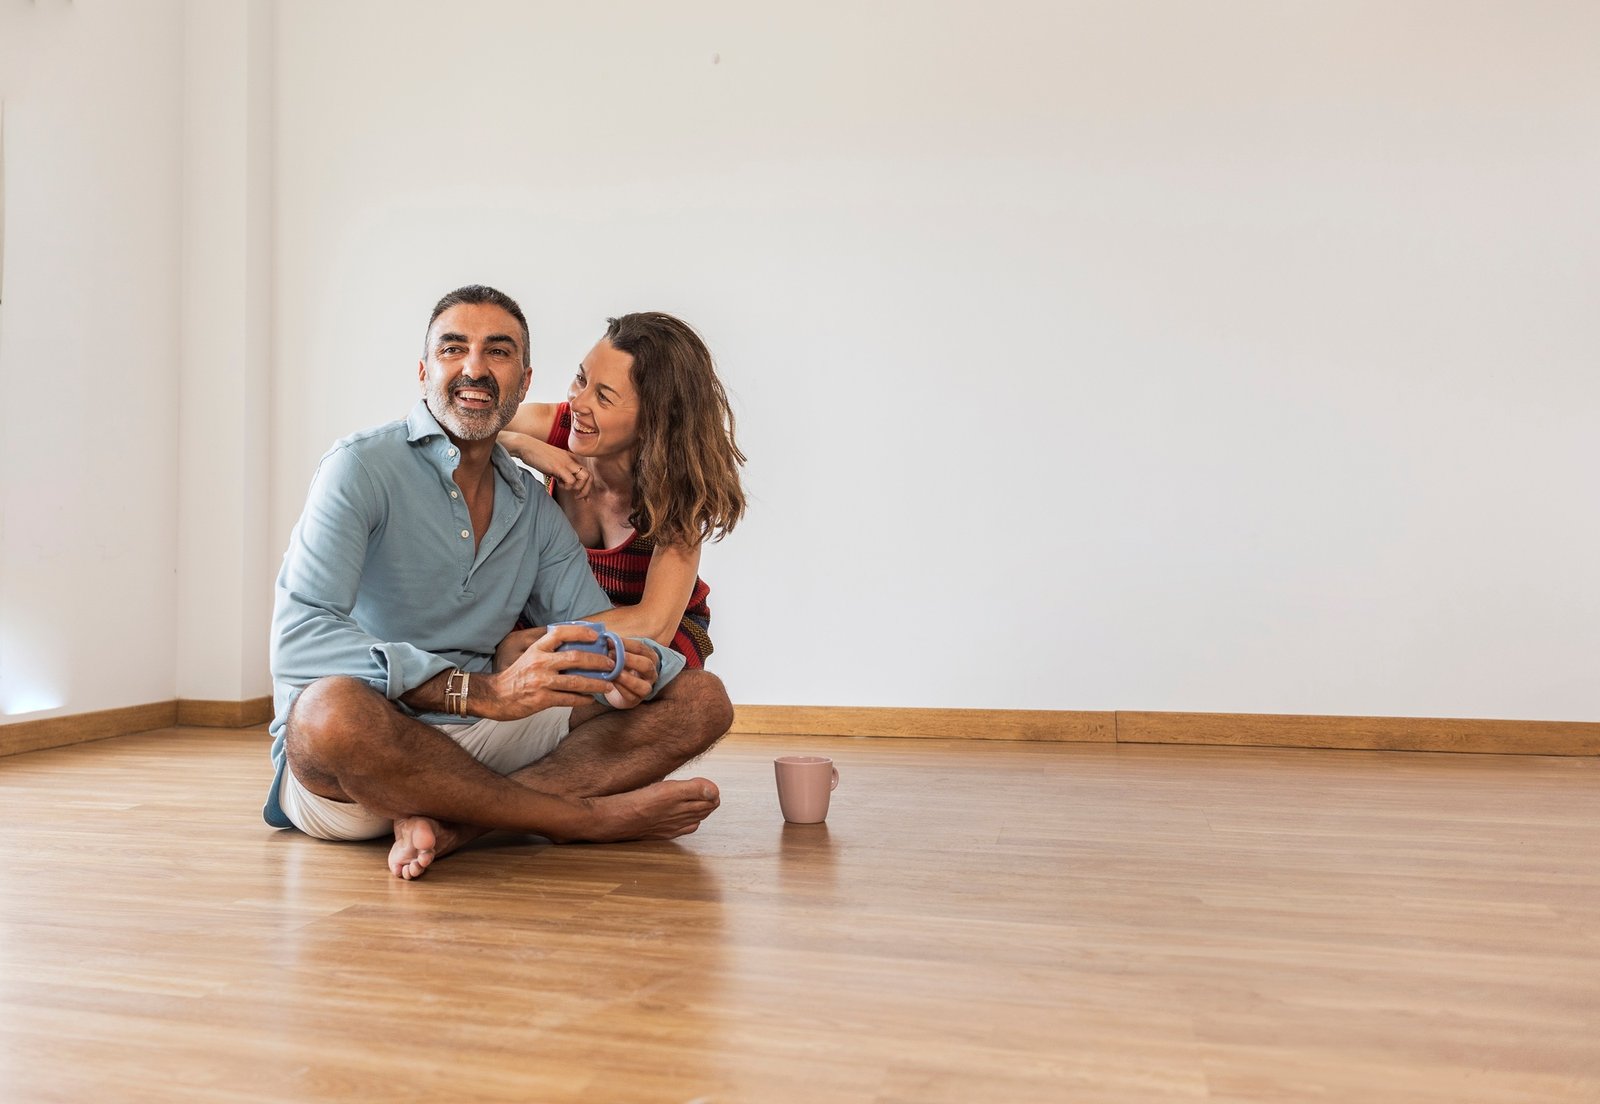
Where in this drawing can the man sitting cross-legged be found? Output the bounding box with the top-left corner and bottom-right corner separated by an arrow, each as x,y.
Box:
265,284 -> 731,879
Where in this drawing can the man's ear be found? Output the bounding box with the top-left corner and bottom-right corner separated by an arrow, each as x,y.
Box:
516,366 -> 532,403
417,358 -> 427,391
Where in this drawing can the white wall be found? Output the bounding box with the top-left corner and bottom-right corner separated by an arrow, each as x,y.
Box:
269,1 -> 1599,721
176,0 -> 274,703
3,2 -> 1595,726
0,0 -> 185,718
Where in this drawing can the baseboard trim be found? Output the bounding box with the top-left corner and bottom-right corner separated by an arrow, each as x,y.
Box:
1116,711 -> 1600,756
731,705 -> 1116,742
731,705 -> 1600,756
0,701 -> 179,758
5,700 -> 1594,761
1,697 -> 273,759
176,697 -> 274,728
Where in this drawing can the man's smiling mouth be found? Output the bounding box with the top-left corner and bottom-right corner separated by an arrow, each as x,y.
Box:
451,381 -> 498,408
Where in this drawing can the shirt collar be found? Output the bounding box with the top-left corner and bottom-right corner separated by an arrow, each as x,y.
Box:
405,399 -> 527,502
406,399 -> 447,443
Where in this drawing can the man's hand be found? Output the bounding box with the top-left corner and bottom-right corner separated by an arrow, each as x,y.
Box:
474,623 -> 642,719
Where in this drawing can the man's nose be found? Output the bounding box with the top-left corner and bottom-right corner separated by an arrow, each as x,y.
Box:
462,349 -> 490,377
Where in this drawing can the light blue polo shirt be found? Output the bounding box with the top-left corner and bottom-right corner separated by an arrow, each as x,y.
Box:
264,400 -> 683,827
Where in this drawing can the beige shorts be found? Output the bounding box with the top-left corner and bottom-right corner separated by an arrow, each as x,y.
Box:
276,707 -> 574,841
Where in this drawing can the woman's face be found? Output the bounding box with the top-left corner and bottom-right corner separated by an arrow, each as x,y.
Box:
566,339 -> 640,460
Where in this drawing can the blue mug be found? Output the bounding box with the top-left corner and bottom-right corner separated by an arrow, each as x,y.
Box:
550,620 -> 626,681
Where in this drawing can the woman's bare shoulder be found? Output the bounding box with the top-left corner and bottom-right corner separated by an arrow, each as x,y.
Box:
505,402 -> 561,440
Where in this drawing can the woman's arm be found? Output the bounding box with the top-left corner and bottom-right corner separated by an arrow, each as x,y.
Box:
498,403 -> 590,496
504,402 -> 561,441
583,542 -> 704,646
499,543 -> 702,663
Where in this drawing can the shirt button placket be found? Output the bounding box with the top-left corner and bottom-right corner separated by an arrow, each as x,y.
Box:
445,448 -> 471,567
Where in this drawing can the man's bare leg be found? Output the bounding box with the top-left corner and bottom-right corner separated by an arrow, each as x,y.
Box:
387,670 -> 733,877
285,677 -> 722,878
522,669 -> 733,795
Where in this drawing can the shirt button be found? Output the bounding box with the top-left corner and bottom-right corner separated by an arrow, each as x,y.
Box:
450,490 -> 459,499
447,448 -> 458,457
460,529 -> 470,539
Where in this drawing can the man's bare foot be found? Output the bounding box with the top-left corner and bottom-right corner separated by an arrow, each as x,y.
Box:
576,778 -> 721,843
388,815 -> 475,880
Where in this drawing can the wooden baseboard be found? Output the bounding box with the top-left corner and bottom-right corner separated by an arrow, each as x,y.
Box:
731,705 -> 1600,756
1116,711 -> 1600,756
6,700 -> 1595,761
176,697 -> 274,728
1,697 -> 273,759
0,701 -> 179,758
731,705 -> 1116,742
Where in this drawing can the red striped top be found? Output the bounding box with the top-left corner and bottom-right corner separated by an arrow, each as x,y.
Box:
546,403 -> 713,667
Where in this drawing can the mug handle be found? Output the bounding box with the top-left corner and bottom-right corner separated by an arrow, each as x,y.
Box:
829,766 -> 840,791
600,629 -> 627,679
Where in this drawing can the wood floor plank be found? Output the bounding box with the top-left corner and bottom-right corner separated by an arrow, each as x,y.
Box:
0,729 -> 1596,1102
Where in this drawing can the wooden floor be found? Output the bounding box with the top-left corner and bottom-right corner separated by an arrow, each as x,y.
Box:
0,729 -> 1595,1103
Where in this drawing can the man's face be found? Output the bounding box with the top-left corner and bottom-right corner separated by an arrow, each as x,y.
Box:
418,303 -> 531,443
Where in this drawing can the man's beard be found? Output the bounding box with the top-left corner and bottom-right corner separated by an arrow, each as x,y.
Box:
426,375 -> 522,442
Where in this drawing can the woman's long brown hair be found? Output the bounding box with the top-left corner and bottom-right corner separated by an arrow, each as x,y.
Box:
604,313 -> 747,547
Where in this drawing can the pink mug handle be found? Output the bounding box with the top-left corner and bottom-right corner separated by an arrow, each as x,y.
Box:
829,766 -> 840,791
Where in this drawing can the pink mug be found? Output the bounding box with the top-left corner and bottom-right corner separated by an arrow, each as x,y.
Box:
774,755 -> 840,824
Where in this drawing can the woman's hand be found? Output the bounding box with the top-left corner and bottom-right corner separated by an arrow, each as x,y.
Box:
497,431 -> 592,498
599,638 -> 662,711
476,624 -> 645,719
493,625 -> 546,671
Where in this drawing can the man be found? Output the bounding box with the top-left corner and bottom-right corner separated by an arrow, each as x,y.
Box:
266,285 -> 730,879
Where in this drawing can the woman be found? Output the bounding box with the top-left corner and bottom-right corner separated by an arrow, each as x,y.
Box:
496,312 -> 746,667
